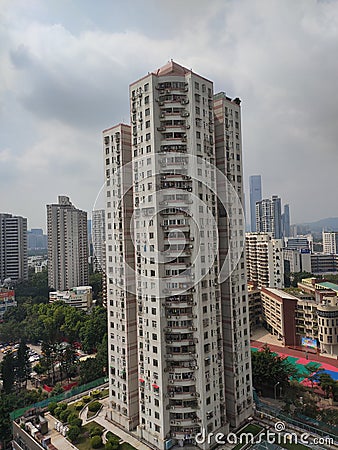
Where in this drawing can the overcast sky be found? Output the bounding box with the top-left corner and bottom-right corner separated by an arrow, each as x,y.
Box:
1,0 -> 338,230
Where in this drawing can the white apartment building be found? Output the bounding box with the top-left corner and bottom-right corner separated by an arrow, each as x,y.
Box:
0,213 -> 28,283
246,232 -> 284,289
49,286 -> 92,310
105,62 -> 252,449
323,231 -> 338,254
104,124 -> 139,430
47,196 -> 88,291
92,209 -> 106,273
214,93 -> 252,427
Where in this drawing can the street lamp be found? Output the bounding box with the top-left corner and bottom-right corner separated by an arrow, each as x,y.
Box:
274,381 -> 280,400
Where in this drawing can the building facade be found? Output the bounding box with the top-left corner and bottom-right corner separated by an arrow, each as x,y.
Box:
105,62 -> 252,450
260,287 -> 298,346
322,231 -> 338,255
214,92 -> 252,427
49,286 -> 92,310
47,196 -> 88,291
256,196 -> 282,239
249,175 -> 262,232
0,213 -> 28,283
104,123 -> 139,430
246,232 -> 284,289
92,209 -> 106,273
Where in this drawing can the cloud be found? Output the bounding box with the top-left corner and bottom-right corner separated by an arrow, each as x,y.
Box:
1,0 -> 338,227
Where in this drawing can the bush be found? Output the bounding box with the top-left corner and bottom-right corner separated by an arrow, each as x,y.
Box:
105,442 -> 115,450
74,401 -> 84,410
106,433 -> 120,449
91,435 -> 103,448
53,406 -> 63,419
82,395 -> 91,403
91,389 -> 102,399
68,413 -> 82,428
59,403 -> 68,410
48,402 -> 58,415
67,425 -> 81,443
90,426 -> 104,437
88,401 -> 101,413
59,408 -> 71,423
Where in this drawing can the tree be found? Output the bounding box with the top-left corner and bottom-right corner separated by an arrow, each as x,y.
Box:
290,271 -> 313,288
251,345 -> 298,395
91,435 -> 103,448
1,352 -> 15,393
0,396 -> 12,446
67,425 -> 81,443
79,306 -> 107,353
15,341 -> 31,389
89,272 -> 103,305
319,373 -> 336,398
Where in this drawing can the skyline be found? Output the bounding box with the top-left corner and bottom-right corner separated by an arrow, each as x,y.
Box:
1,0 -> 338,229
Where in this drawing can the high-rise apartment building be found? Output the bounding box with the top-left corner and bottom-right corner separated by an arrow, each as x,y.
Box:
256,195 -> 282,239
0,213 -> 28,283
281,204 -> 290,238
322,231 -> 338,254
246,232 -> 284,289
214,93 -> 252,427
105,62 -> 252,449
104,123 -> 139,430
47,196 -> 88,291
92,209 -> 106,273
249,175 -> 262,232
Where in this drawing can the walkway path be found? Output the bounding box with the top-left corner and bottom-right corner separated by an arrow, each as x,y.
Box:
82,398 -> 152,450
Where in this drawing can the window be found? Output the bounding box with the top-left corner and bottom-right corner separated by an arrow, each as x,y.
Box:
146,133 -> 151,141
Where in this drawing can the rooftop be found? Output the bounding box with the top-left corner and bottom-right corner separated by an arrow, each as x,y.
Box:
317,281 -> 338,292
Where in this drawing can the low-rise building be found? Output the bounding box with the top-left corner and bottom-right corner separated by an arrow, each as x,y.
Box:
260,287 -> 298,346
311,253 -> 338,274
0,288 -> 16,320
12,409 -> 59,450
283,248 -> 311,274
49,286 -> 92,310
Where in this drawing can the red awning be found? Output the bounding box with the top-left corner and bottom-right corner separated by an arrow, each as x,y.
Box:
139,378 -> 145,383
152,384 -> 159,389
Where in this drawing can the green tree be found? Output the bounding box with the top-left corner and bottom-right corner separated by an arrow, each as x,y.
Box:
15,341 -> 31,389
1,352 -> 15,393
79,306 -> 107,353
290,271 -> 313,288
319,373 -> 336,398
251,345 -> 297,395
91,435 -> 103,448
67,425 -> 81,443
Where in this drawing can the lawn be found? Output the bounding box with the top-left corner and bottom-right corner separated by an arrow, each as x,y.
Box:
120,444 -> 136,450
76,422 -> 105,450
232,423 -> 263,450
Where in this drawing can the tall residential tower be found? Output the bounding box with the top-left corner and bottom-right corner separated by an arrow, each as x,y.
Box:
0,213 -> 28,283
47,196 -> 88,290
105,62 -> 252,449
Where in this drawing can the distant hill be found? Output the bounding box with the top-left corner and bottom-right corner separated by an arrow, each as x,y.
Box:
297,217 -> 338,233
